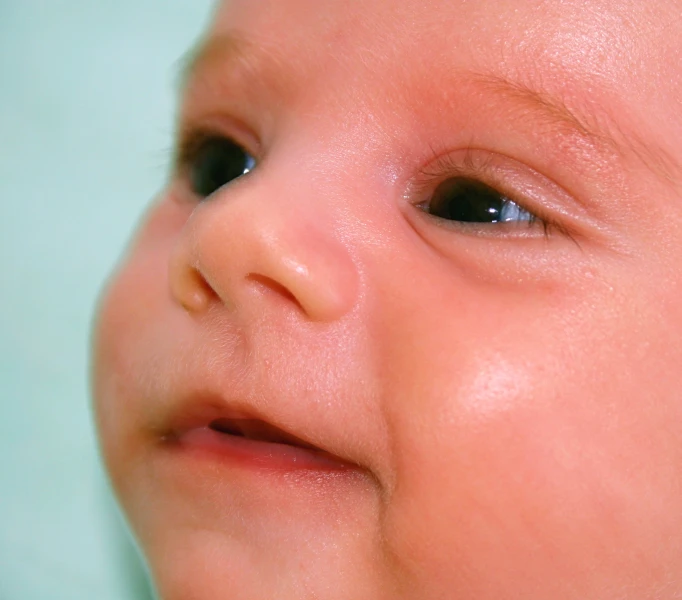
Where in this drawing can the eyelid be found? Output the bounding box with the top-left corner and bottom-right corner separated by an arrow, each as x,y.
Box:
406,147 -> 578,238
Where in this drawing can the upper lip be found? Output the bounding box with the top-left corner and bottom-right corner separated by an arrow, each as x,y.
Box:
142,336 -> 381,478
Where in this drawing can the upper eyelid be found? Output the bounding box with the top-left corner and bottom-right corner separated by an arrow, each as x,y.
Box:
408,147 -> 529,209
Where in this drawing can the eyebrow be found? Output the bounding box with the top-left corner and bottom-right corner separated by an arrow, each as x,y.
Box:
470,73 -> 681,188
177,32 -> 293,101
177,34 -> 681,190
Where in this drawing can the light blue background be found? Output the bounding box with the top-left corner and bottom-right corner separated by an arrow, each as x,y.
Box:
1,2 -> 213,598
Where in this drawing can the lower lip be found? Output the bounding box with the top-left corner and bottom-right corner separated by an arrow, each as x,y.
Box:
172,426 -> 351,472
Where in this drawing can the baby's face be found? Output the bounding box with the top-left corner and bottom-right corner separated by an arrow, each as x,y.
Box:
92,0 -> 682,598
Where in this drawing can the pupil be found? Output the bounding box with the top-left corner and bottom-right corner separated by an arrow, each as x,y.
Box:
190,137 -> 252,198
428,177 -> 505,223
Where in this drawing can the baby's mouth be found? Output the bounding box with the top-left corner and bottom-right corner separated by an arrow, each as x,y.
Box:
207,417 -> 321,451
172,416 -> 350,471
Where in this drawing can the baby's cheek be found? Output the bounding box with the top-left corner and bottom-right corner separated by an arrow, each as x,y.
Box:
91,198 -> 189,489
381,345 -> 682,599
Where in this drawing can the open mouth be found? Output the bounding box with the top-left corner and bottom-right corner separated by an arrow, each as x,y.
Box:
172,416 -> 349,471
207,418 -> 321,451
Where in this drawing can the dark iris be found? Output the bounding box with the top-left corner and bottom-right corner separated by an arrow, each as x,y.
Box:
426,177 -> 507,223
189,136 -> 256,198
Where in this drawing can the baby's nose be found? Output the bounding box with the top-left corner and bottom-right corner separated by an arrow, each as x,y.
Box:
168,174 -> 359,323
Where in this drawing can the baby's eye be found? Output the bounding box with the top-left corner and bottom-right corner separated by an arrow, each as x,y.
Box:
188,136 -> 256,199
423,177 -> 536,224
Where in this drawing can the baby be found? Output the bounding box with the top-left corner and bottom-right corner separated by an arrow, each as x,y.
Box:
91,0 -> 682,598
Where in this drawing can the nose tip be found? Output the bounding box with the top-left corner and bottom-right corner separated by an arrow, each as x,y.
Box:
168,192 -> 359,323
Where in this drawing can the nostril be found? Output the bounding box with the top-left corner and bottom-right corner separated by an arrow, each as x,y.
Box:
171,262 -> 218,313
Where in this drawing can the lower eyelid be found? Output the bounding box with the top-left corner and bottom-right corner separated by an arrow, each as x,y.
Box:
416,207 -> 549,238
408,158 -> 535,213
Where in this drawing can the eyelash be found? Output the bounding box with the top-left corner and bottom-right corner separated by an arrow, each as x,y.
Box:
176,128 -> 204,166
411,148 -> 572,239
174,128 -> 248,171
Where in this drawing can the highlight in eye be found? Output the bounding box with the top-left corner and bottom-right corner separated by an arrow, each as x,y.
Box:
425,177 -> 536,224
177,131 -> 256,199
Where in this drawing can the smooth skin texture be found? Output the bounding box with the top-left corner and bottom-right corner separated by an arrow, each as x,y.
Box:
92,0 -> 682,598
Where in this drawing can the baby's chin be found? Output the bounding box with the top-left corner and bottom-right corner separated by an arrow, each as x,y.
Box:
128,476 -> 393,600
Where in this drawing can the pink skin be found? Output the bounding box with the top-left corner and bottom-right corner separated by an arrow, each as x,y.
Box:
92,0 -> 682,598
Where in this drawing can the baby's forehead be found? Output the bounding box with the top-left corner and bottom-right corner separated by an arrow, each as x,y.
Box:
193,0 -> 682,190
207,0 -> 681,117
213,0 -> 678,75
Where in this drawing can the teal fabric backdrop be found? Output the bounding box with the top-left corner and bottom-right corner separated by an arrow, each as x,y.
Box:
0,2 -> 213,598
